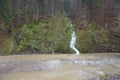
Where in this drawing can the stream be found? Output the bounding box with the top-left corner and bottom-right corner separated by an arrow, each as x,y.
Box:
0,53 -> 120,80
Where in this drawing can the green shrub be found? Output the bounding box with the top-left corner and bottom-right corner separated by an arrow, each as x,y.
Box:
17,13 -> 72,54
106,26 -> 120,52
0,37 -> 14,55
76,23 -> 108,53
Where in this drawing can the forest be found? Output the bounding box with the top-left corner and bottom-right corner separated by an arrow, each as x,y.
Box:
0,0 -> 120,55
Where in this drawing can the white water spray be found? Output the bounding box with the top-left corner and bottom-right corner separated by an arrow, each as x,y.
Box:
70,24 -> 80,55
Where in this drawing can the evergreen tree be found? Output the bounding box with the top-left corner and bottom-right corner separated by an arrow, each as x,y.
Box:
0,0 -> 11,22
64,0 -> 70,15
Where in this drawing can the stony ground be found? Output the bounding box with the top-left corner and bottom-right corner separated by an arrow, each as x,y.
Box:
0,53 -> 120,80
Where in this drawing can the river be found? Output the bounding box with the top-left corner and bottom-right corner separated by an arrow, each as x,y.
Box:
0,53 -> 120,80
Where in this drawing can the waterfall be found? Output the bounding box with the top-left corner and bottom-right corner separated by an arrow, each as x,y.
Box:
70,24 -> 80,55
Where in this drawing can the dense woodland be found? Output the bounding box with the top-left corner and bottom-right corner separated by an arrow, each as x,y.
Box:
0,0 -> 120,55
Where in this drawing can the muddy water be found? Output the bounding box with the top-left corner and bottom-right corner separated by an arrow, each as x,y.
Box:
0,53 -> 120,80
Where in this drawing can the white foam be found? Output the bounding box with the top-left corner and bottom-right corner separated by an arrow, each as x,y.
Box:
70,31 -> 80,55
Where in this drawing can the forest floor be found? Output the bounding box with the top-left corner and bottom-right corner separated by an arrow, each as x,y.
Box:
0,53 -> 120,80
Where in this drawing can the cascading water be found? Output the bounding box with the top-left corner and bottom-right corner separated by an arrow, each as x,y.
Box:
70,24 -> 80,55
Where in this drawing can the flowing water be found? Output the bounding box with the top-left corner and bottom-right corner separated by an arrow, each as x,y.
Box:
0,53 -> 120,80
70,31 -> 80,55
70,24 -> 80,55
